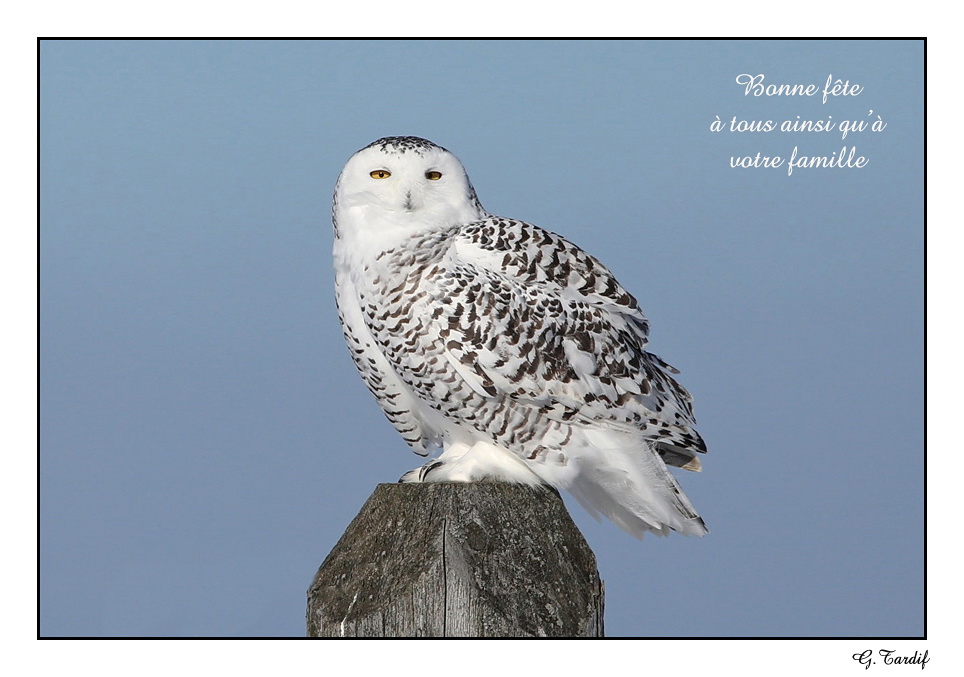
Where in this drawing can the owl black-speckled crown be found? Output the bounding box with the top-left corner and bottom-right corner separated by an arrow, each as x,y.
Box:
364,136 -> 446,155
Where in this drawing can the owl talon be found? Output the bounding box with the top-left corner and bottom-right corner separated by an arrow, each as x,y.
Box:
398,460 -> 444,483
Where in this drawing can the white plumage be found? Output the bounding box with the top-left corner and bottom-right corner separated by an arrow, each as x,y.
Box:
332,136 -> 707,538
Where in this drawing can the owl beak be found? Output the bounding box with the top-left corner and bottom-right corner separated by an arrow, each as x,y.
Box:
403,191 -> 415,211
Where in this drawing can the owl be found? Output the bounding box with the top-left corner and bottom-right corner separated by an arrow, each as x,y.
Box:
332,136 -> 707,538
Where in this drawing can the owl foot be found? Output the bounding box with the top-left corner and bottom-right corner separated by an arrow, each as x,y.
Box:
398,460 -> 445,483
397,441 -> 545,485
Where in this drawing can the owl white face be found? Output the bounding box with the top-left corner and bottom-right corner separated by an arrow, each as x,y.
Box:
333,137 -> 486,245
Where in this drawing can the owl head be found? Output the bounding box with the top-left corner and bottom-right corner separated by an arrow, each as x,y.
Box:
333,137 -> 486,239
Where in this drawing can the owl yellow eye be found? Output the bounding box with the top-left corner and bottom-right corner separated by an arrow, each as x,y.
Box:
425,171 -> 443,181
369,169 -> 391,179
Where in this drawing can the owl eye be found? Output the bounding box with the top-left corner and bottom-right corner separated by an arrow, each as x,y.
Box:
425,171 -> 443,181
369,169 -> 391,179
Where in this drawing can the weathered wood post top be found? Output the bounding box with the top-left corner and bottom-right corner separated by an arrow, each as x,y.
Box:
307,482 -> 604,637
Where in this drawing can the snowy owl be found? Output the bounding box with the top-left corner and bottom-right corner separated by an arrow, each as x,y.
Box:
333,136 -> 707,538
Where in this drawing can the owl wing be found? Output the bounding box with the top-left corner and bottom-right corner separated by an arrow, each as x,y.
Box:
433,218 -> 705,465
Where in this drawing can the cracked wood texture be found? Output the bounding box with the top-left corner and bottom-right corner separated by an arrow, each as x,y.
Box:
306,482 -> 604,637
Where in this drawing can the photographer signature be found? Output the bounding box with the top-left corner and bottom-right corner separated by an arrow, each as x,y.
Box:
852,649 -> 929,669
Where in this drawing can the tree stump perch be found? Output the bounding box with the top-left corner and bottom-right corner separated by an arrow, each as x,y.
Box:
307,482 -> 604,637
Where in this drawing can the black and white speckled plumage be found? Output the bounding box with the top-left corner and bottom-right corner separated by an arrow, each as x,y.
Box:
332,136 -> 708,538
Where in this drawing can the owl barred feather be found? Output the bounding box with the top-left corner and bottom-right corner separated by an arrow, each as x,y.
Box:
332,136 -> 707,538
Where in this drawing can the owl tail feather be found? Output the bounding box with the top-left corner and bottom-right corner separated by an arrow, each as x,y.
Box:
563,429 -> 708,539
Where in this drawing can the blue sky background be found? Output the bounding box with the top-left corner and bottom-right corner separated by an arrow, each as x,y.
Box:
39,39 -> 923,638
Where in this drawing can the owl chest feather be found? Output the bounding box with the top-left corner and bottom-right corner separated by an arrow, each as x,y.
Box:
334,228 -> 475,446
337,229 -> 533,446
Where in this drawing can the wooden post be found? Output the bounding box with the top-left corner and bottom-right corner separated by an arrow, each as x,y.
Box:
307,482 -> 604,637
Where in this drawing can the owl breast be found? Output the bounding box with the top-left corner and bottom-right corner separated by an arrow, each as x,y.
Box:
337,227 -> 576,464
